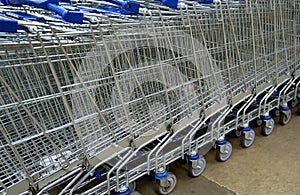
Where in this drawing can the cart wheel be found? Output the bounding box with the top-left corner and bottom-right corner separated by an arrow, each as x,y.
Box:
131,191 -> 141,195
279,110 -> 291,125
216,142 -> 232,162
157,172 -> 177,195
230,130 -> 241,138
297,105 -> 300,115
129,181 -> 136,192
289,100 -> 297,108
271,109 -> 280,117
188,156 -> 206,177
261,118 -> 275,136
254,118 -> 263,127
240,129 -> 255,148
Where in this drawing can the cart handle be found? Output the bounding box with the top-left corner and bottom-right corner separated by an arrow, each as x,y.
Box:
156,0 -> 178,9
1,0 -> 84,23
0,16 -> 18,32
106,0 -> 140,14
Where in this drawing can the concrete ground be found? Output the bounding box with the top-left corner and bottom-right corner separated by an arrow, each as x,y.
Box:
135,109 -> 300,195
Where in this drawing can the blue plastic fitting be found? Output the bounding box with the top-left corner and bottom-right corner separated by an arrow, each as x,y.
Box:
232,109 -> 237,115
93,170 -> 102,179
280,106 -> 289,111
161,0 -> 178,9
205,119 -> 210,125
261,115 -> 271,121
256,97 -> 262,102
116,188 -> 131,195
198,0 -> 215,4
46,3 -> 84,23
216,139 -> 227,146
240,126 -> 251,132
187,152 -> 200,161
0,16 -> 18,33
107,0 -> 140,14
1,0 -> 84,23
154,170 -> 168,179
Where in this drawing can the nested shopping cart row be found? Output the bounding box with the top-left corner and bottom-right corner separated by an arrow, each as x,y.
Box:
0,0 -> 299,194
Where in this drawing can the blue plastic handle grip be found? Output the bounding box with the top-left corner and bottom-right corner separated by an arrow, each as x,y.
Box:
0,16 -> 18,32
156,0 -> 178,9
162,0 -> 178,8
1,0 -> 84,23
47,3 -> 84,23
198,0 -> 215,3
107,0 -> 140,13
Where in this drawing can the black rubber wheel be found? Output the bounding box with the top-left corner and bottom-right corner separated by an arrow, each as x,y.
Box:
289,100 -> 297,108
279,110 -> 291,125
261,118 -> 275,136
270,109 -> 280,117
240,129 -> 255,148
297,105 -> 300,115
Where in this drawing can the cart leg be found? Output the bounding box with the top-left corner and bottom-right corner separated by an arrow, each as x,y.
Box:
261,115 -> 275,136
187,151 -> 206,177
215,139 -> 232,162
240,126 -> 255,148
155,168 -> 177,195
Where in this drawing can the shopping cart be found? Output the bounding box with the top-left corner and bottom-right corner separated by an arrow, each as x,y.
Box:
0,0 -> 299,194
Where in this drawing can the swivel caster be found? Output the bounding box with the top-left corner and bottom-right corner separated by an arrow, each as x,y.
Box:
187,151 -> 206,177
116,186 -> 131,195
155,169 -> 177,195
215,139 -> 232,162
270,108 -> 280,118
240,127 -> 255,148
279,108 -> 291,125
261,116 -> 275,136
251,118 -> 263,127
129,181 -> 136,192
289,100 -> 297,108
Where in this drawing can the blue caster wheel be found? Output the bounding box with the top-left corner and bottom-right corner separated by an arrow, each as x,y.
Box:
279,109 -> 291,125
155,171 -> 177,195
216,140 -> 232,162
116,187 -> 130,195
187,152 -> 206,177
261,118 -> 275,136
240,128 -> 255,148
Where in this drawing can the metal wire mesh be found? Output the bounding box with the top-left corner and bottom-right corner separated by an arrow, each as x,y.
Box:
0,0 -> 299,194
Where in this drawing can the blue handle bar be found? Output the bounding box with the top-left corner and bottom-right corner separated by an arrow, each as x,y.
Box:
197,0 -> 217,4
0,16 -> 18,32
106,0 -> 140,14
156,0 -> 178,9
0,0 -> 84,23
